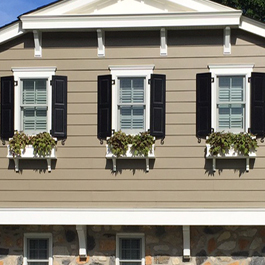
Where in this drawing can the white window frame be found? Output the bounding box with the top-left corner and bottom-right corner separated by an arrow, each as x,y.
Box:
109,65 -> 154,134
116,233 -> 145,265
11,67 -> 56,135
208,64 -> 254,133
24,233 -> 53,265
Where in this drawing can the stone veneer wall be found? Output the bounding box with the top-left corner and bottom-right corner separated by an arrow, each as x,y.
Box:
0,226 -> 265,265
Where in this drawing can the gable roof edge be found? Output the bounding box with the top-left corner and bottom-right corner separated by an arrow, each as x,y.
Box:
0,21 -> 25,45
240,16 -> 265,38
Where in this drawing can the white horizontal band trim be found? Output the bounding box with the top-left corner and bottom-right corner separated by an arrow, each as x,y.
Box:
12,67 -> 57,72
208,64 -> 254,69
0,208 -> 265,225
109,65 -> 155,71
20,12 -> 241,29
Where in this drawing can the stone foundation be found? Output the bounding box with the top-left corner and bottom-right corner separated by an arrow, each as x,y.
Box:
0,226 -> 265,265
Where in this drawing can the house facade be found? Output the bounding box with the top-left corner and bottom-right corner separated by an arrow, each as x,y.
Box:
1,0 -> 265,265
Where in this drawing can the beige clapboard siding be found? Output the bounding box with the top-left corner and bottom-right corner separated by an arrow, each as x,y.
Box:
2,179 -> 265,191
1,190 -> 265,203
1,167 -> 265,180
0,29 -> 265,208
2,57 -> 265,71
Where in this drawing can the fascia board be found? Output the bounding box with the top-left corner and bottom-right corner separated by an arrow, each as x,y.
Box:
0,21 -> 25,44
1,208 -> 265,225
20,11 -> 241,30
240,16 -> 265,38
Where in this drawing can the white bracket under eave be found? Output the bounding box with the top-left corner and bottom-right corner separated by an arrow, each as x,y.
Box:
223,27 -> 231,55
97,29 -> 105,57
183,226 -> 191,259
160,28 -> 167,56
33,30 -> 42,57
76,225 -> 87,258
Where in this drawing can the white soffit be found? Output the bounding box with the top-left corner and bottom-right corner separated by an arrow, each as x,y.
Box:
1,208 -> 265,225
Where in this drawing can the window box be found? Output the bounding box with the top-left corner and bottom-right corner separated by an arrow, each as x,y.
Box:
206,144 -> 256,172
7,145 -> 57,172
106,144 -> 155,172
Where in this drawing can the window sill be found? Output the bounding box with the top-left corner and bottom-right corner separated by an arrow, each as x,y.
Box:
106,144 -> 155,172
7,145 -> 57,172
206,144 -> 256,172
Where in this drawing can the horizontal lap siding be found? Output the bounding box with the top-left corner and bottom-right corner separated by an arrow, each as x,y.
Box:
0,30 -> 265,208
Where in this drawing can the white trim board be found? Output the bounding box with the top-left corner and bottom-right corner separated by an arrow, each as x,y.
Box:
1,208 -> 265,225
20,12 -> 241,30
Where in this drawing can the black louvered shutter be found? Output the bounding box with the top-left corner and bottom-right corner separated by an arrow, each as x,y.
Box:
196,73 -> 212,138
251,72 -> 265,138
51,75 -> 67,140
98,75 -> 112,140
150,74 -> 166,139
1,76 -> 14,140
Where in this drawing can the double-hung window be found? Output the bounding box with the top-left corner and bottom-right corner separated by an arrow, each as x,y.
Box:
195,65 -> 265,138
0,67 -> 67,141
217,75 -> 246,132
97,66 -> 166,140
24,233 -> 52,265
210,65 -> 252,133
111,66 -> 152,134
13,67 -> 55,135
118,77 -> 146,134
21,79 -> 48,134
116,234 -> 145,265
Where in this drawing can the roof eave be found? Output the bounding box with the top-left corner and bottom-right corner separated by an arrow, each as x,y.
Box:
20,11 -> 242,30
0,21 -> 25,45
240,16 -> 265,38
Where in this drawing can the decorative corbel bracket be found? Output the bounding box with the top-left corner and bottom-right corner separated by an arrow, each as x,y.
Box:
97,29 -> 105,57
183,226 -> 191,260
33,30 -> 42,57
223,27 -> 231,55
76,225 -> 87,258
160,28 -> 167,56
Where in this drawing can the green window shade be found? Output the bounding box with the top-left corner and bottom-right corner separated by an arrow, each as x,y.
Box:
119,78 -> 145,133
22,79 -> 47,133
218,76 -> 245,131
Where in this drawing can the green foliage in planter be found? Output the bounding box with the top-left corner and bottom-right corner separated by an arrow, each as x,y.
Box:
131,132 -> 155,156
9,131 -> 56,157
206,131 -> 258,156
9,131 -> 31,156
107,131 -> 155,157
233,133 -> 258,156
31,132 -> 56,157
107,131 -> 129,157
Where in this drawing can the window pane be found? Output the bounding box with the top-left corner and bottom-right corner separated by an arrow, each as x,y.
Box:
219,76 -> 244,102
23,108 -> 47,132
120,238 -> 141,260
120,78 -> 144,104
121,263 -> 141,265
28,239 -> 48,260
218,104 -> 244,130
120,106 -> 144,131
23,79 -> 47,105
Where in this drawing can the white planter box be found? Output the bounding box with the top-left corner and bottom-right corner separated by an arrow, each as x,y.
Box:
7,145 -> 57,172
106,144 -> 155,172
206,144 -> 256,172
